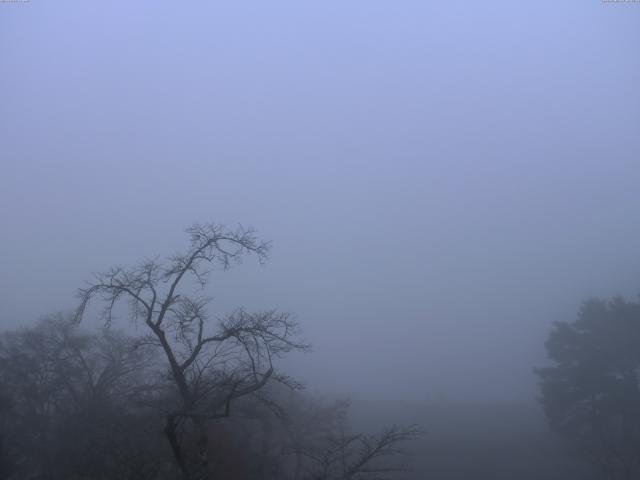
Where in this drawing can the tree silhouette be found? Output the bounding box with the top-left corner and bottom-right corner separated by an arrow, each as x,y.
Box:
75,223 -> 309,479
536,297 -> 640,480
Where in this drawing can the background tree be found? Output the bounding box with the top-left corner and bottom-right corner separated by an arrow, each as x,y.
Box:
536,296 -> 640,480
187,383 -> 422,480
74,223 -> 309,480
0,314 -> 169,480
0,316 -> 420,480
279,396 -> 421,480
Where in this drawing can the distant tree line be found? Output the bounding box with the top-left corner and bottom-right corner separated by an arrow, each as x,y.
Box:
0,223 -> 419,480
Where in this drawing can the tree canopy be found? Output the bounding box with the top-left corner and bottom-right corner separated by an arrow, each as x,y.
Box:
536,296 -> 640,479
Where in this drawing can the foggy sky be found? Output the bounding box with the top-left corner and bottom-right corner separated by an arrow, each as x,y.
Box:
1,0 -> 639,403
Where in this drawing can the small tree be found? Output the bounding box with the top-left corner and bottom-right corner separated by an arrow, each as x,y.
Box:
536,296 -> 640,480
75,223 -> 309,480
289,406 -> 421,480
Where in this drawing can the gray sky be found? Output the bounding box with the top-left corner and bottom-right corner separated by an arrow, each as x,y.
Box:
1,0 -> 639,403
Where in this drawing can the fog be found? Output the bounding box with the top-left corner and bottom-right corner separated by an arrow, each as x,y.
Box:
1,2 -> 640,478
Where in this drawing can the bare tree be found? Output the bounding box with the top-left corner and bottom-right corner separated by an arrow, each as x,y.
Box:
276,395 -> 421,480
182,384 -> 422,480
304,424 -> 422,480
74,223 -> 309,480
0,314 -> 165,480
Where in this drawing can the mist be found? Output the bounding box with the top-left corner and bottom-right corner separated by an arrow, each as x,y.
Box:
1,1 -> 639,479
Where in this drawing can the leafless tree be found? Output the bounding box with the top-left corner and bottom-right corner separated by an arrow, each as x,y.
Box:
0,314 -> 164,480
276,395 -> 421,480
74,223 -> 309,480
302,424 -> 422,480
186,384 -> 422,480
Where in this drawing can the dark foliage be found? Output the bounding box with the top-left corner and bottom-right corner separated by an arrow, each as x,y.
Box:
536,297 -> 640,479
